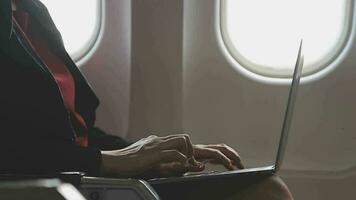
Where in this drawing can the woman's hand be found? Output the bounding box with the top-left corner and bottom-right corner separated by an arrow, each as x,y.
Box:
193,144 -> 244,170
100,134 -> 204,178
100,134 -> 244,178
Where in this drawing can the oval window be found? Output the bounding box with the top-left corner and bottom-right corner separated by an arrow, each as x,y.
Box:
221,0 -> 353,78
39,0 -> 101,61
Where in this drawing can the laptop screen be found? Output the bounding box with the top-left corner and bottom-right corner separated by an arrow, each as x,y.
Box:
274,40 -> 304,172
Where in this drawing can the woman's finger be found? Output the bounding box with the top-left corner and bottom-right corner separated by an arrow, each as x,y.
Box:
182,134 -> 194,158
156,162 -> 189,177
157,150 -> 189,165
157,161 -> 205,177
162,134 -> 194,157
195,147 -> 235,170
153,150 -> 204,177
205,144 -> 244,169
158,135 -> 194,158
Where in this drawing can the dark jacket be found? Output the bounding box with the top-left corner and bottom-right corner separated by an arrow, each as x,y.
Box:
0,0 -> 129,175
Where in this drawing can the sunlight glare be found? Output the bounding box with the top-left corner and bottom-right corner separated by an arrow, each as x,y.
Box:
225,0 -> 348,76
39,0 -> 98,58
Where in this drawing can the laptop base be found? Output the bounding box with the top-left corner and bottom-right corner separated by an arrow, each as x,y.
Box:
149,166 -> 275,200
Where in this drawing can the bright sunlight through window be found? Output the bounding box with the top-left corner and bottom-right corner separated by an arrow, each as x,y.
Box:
221,0 -> 352,78
39,0 -> 101,60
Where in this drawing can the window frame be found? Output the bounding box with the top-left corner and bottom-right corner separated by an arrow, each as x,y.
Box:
71,0 -> 103,62
219,0 -> 355,78
41,0 -> 103,62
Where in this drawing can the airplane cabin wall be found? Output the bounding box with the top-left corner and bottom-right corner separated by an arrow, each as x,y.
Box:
80,0 -> 131,137
128,0 -> 184,139
80,0 -> 356,199
183,1 -> 356,199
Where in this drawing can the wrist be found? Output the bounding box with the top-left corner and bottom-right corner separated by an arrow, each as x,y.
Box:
100,150 -> 139,178
100,151 -> 120,176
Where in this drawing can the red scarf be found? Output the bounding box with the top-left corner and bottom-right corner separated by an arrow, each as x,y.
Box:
13,10 -> 89,147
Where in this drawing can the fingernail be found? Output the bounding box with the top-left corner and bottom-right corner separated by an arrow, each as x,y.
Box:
190,157 -> 200,166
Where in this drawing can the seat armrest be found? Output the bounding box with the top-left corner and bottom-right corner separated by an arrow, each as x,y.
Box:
0,179 -> 86,200
80,177 -> 160,200
0,173 -> 160,200
0,172 -> 85,186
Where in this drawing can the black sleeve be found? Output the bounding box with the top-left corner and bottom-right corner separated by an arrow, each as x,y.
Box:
88,127 -> 133,151
0,136 -> 102,176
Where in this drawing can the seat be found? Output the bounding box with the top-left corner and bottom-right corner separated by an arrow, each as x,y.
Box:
0,173 -> 160,200
80,176 -> 160,200
0,179 -> 86,200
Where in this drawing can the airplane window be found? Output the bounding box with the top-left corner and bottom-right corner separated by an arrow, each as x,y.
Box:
221,0 -> 352,78
39,0 -> 101,61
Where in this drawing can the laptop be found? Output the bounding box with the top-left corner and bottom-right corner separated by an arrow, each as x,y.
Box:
148,40 -> 304,186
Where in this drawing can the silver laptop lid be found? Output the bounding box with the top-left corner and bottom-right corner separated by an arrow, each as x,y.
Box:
274,40 -> 304,172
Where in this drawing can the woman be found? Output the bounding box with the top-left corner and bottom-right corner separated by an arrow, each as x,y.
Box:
0,0 -> 293,199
